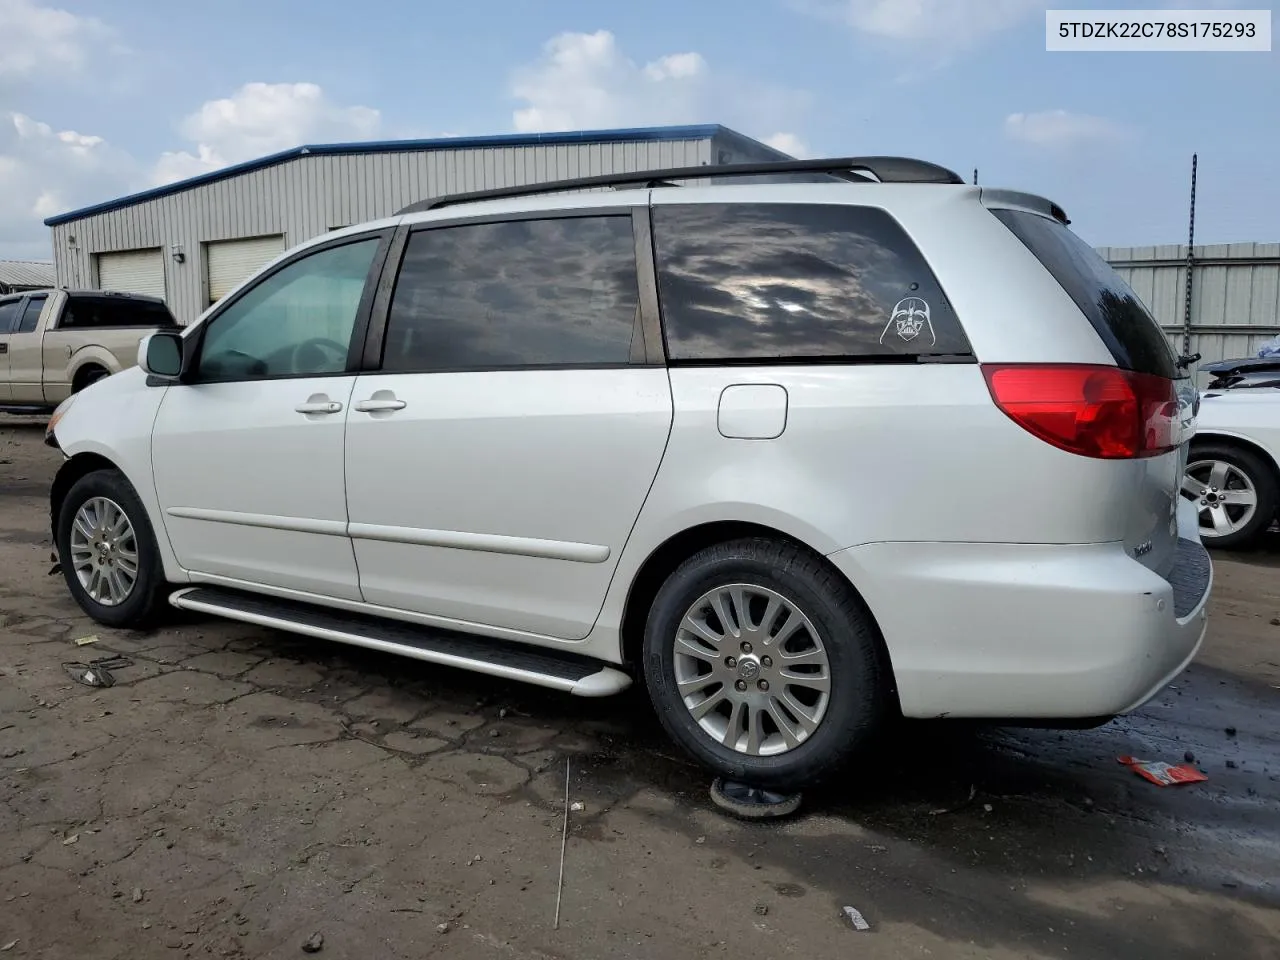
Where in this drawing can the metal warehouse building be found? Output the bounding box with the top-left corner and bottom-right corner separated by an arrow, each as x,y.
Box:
43,124 -> 786,325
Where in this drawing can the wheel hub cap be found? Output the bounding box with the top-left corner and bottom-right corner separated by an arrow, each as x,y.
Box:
1182,459 -> 1259,539
68,497 -> 139,607
672,583 -> 832,758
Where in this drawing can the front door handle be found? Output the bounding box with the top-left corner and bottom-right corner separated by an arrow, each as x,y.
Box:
354,397 -> 406,413
295,398 -> 343,415
0,343 -> 7,355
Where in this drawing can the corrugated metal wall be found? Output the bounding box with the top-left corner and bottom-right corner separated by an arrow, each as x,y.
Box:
51,138 -> 712,324
1099,243 -> 1280,382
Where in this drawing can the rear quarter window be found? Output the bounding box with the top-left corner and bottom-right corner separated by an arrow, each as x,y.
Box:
991,209 -> 1178,380
63,296 -> 178,329
651,202 -> 971,362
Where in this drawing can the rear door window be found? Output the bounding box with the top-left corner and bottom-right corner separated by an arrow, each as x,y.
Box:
15,295 -> 46,333
991,209 -> 1178,379
382,215 -> 641,372
651,202 -> 971,362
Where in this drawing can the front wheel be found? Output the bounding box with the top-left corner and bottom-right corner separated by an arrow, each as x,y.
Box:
642,538 -> 888,791
1182,443 -> 1278,550
56,469 -> 169,628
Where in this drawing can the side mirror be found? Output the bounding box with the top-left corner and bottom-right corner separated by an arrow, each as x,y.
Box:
139,331 -> 184,379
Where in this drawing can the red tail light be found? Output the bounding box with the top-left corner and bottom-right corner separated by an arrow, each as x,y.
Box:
982,364 -> 1179,459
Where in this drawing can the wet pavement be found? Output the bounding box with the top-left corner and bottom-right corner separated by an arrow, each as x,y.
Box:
2,415 -> 1279,959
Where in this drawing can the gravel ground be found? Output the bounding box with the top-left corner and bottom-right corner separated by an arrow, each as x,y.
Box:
2,414 -> 1278,959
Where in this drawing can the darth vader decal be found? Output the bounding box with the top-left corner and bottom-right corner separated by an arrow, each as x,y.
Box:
880,297 -> 936,347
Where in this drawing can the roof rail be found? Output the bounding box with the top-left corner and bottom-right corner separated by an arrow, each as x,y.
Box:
396,156 -> 966,214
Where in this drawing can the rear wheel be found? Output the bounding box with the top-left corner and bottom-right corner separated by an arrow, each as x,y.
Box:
56,468 -> 168,628
1182,442 -> 1278,550
642,537 -> 887,790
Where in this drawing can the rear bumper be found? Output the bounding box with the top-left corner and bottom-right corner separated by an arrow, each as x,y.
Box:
829,534 -> 1211,721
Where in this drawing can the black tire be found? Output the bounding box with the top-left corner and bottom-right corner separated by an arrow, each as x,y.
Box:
1186,442 -> 1278,551
56,468 -> 169,628
642,537 -> 887,791
74,366 -> 108,392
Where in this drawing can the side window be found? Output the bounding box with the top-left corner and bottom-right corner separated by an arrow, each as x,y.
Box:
196,237 -> 381,381
381,215 -> 640,372
63,297 -> 177,329
0,300 -> 22,333
15,296 -> 46,334
652,203 -> 971,361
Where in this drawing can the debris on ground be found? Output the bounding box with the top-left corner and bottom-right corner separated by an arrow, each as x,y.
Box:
61,834 -> 79,846
73,635 -> 101,646
436,922 -> 451,934
755,903 -> 769,916
570,801 -> 585,812
1117,755 -> 1209,787
1227,760 -> 1239,769
841,905 -> 871,931
132,887 -> 144,903
1184,751 -> 1196,763
1225,727 -> 1238,737
1,940 -> 18,952
301,932 -> 324,953
709,778 -> 803,820
62,662 -> 115,687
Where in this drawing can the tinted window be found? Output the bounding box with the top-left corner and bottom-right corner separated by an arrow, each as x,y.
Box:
0,300 -> 20,333
382,216 -> 640,371
652,203 -> 970,362
15,296 -> 46,333
992,209 -> 1178,379
62,296 -> 178,329
197,237 -> 380,381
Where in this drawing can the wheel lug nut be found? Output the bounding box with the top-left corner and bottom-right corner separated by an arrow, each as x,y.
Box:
762,656 -> 772,668
735,680 -> 747,692
741,641 -> 752,654
758,680 -> 769,692
726,657 -> 737,668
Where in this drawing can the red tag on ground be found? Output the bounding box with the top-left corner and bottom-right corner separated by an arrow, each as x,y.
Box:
1117,755 -> 1209,786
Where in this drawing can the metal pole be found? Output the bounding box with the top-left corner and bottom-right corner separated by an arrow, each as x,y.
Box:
1182,154 -> 1197,357
973,168 -> 978,185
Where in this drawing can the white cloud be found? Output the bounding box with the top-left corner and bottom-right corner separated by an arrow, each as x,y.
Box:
824,0 -> 1042,46
151,82 -> 381,185
763,132 -> 809,158
1004,109 -> 1131,148
510,30 -> 811,153
0,0 -> 112,79
0,111 -> 135,258
0,80 -> 382,258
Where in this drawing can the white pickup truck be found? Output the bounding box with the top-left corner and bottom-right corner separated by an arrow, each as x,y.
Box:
0,288 -> 179,414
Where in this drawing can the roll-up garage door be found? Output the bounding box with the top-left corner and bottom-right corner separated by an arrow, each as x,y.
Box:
206,235 -> 287,304
97,249 -> 166,300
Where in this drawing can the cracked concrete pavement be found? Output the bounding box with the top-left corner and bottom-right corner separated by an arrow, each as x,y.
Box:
2,414 -> 1279,959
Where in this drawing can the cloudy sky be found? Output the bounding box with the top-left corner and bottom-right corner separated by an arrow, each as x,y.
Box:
0,0 -> 1275,259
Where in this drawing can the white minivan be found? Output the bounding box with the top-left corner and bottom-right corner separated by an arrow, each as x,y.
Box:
46,157 -> 1211,788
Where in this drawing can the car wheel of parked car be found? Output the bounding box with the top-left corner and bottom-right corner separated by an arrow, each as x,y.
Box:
56,469 -> 168,628
1183,442 -> 1278,550
642,537 -> 887,790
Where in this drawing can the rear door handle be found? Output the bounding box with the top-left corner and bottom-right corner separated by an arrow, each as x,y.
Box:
0,343 -> 7,355
295,400 -> 343,415
354,398 -> 406,413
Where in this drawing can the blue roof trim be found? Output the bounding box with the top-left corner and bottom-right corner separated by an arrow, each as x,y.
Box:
44,123 -> 741,226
